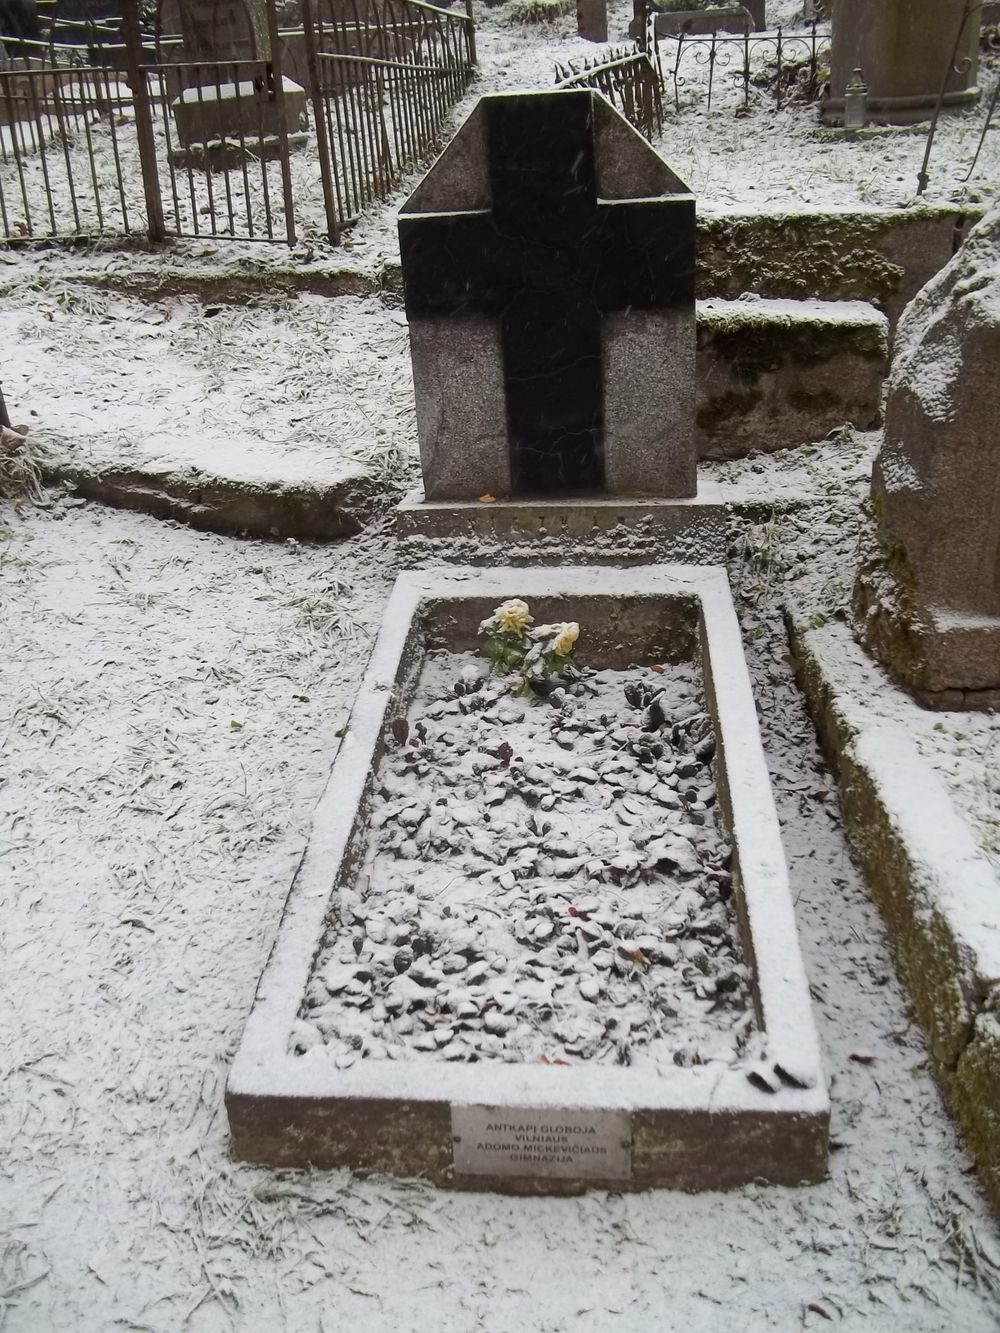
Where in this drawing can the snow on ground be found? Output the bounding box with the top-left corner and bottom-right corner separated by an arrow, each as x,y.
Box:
2,491 -> 1000,1332
0,280 -> 417,492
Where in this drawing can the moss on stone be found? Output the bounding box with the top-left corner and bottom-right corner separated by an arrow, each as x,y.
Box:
952,1011 -> 1000,1214
695,385 -> 764,433
697,318 -> 886,385
696,207 -> 977,309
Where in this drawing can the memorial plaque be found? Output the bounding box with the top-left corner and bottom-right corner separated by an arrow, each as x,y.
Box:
451,1105 -> 632,1181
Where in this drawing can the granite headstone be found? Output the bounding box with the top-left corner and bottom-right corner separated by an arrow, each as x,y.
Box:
398,90 -> 697,502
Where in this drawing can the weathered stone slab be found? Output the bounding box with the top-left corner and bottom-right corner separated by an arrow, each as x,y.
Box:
855,206 -> 1000,708
395,485 -> 727,566
695,205 -> 981,329
227,567 -> 829,1191
696,297 -> 888,457
654,5 -> 752,37
171,75 -> 307,153
789,613 -> 1000,1212
398,91 -> 696,501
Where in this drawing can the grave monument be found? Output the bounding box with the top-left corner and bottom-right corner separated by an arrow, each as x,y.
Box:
226,90 -> 828,1191
854,206 -> 1000,709
165,0 -> 307,160
823,0 -> 980,125
396,89 -> 725,564
576,0 -> 607,42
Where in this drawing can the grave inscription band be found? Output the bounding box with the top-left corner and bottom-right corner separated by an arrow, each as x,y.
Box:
399,92 -> 695,496
451,1104 -> 632,1182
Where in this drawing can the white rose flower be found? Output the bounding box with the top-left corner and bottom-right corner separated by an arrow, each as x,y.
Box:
494,598 -> 533,634
551,622 -> 580,657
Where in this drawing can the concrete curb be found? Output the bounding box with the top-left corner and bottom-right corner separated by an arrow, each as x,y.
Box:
44,457 -> 377,541
789,612 -> 1000,1212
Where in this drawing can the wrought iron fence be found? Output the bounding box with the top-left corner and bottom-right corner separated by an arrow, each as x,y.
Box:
636,12 -> 830,114
554,46 -> 663,140
0,0 -> 476,245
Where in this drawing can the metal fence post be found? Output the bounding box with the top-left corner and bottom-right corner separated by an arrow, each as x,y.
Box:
464,0 -> 477,68
302,0 -> 340,244
265,0 -> 298,246
121,0 -> 165,241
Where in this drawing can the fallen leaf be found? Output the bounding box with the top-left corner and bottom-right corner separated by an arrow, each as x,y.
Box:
478,494 -> 496,503
805,1303 -> 833,1322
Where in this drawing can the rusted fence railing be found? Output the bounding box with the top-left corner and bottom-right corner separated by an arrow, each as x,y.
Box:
0,0 -> 476,245
634,14 -> 830,114
554,46 -> 663,139
309,0 -> 477,239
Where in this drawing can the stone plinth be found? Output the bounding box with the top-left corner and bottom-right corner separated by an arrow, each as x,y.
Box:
227,566 -> 829,1191
396,484 -> 727,567
398,91 -> 696,504
170,76 -> 307,158
854,207 -> 1000,709
824,0 -> 980,125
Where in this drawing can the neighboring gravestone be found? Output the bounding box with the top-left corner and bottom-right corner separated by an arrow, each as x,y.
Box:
164,0 -> 307,159
398,90 -> 696,501
176,0 -> 270,63
577,0 -> 608,42
824,0 -> 980,125
629,1 -> 763,41
854,206 -> 1000,709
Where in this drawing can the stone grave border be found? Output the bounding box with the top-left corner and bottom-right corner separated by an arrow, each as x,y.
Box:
789,611 -> 1000,1213
227,566 -> 829,1193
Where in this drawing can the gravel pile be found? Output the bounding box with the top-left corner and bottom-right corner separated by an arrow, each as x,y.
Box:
296,652 -> 757,1069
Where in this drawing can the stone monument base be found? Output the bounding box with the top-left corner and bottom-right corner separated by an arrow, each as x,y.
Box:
171,75 -> 308,154
854,562 -> 1000,711
821,86 -> 981,127
395,482 -> 727,568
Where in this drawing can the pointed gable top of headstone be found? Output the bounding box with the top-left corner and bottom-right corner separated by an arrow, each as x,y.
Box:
401,89 -> 693,217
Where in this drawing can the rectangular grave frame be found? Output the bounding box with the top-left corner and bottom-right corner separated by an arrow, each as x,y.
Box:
227,566 -> 829,1194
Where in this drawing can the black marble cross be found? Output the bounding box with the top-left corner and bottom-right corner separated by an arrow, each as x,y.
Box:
398,92 -> 695,495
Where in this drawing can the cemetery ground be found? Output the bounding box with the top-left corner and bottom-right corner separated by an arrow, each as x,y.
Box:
3,1 -> 1000,1328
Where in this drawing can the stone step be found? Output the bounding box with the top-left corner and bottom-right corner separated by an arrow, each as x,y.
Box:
696,295 -> 889,459
697,205 -> 979,326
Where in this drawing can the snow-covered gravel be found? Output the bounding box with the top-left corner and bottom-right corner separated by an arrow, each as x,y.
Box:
299,654 -> 752,1070
3,493 -> 1000,1331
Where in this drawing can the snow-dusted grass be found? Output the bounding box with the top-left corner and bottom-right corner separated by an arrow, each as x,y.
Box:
0,279 -> 419,498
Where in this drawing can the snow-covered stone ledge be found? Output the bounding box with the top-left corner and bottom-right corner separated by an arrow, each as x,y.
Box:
789,614 -> 1000,1211
227,566 -> 828,1193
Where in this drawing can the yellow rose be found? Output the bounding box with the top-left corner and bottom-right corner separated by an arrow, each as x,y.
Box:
494,598 -> 533,634
551,622 -> 579,656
